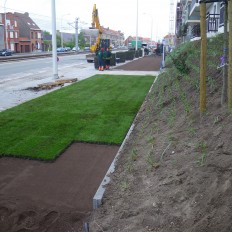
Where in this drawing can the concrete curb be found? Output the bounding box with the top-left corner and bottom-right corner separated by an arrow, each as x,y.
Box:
93,74 -> 159,209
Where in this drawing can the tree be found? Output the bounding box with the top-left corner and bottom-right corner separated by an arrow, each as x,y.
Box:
56,34 -> 61,47
42,31 -> 52,51
78,31 -> 85,49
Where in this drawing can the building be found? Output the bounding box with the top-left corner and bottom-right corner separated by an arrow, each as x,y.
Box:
177,0 -> 228,42
0,12 -> 42,53
81,27 -> 125,48
101,27 -> 124,47
0,12 -> 20,51
124,36 -> 154,47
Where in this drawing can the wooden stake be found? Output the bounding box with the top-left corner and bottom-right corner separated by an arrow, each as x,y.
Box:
200,2 -> 207,113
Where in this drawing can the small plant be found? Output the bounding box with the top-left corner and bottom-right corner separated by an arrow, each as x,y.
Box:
146,151 -> 160,171
213,115 -> 222,125
168,107 -> 177,127
120,181 -> 129,191
196,142 -> 207,166
126,163 -> 135,173
130,149 -> 138,161
188,127 -> 196,136
167,133 -> 176,143
207,76 -> 216,92
147,136 -> 156,149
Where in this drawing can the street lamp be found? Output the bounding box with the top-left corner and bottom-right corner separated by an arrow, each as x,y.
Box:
4,0 -> 8,49
136,0 -> 138,50
143,13 -> 153,46
51,0 -> 58,79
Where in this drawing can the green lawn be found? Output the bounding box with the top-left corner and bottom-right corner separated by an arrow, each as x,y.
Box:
0,74 -> 154,160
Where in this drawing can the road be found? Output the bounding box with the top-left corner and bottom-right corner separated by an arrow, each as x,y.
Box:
0,53 -> 88,81
0,53 -> 98,112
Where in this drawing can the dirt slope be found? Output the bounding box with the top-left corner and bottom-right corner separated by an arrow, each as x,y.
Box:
89,37 -> 232,231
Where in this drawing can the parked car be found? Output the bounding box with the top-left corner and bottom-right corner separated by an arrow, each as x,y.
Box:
84,47 -> 90,52
64,47 -> 71,51
0,49 -> 12,56
72,47 -> 80,51
57,47 -> 65,52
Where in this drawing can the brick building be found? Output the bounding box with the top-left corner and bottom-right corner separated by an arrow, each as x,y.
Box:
81,27 -> 125,48
0,12 -> 42,53
0,12 -> 19,51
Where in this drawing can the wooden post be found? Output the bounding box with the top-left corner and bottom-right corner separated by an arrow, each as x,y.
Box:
228,0 -> 232,108
200,1 -> 207,113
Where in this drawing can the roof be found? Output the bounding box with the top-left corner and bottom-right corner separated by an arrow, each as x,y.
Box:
14,12 -> 40,31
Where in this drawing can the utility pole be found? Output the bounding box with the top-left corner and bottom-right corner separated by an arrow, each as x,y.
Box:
228,0 -> 232,108
200,1 -> 207,113
136,0 -> 138,51
75,18 -> 79,52
4,0 -> 8,49
51,0 -> 58,79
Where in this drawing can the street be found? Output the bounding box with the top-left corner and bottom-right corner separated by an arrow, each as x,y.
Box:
0,53 -> 98,112
0,53 -> 88,80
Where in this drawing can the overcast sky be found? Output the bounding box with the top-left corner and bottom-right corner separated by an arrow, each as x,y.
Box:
1,0 -> 177,41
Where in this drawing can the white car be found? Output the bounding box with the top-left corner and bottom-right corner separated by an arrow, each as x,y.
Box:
72,47 -> 80,51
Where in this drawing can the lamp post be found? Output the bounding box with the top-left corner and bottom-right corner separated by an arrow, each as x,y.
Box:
4,0 -> 8,49
51,0 -> 58,79
136,0 -> 138,50
144,13 -> 153,46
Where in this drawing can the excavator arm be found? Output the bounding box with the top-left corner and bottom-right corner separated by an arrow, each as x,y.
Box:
90,4 -> 102,53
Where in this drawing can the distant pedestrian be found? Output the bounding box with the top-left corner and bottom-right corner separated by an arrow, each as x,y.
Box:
104,47 -> 112,70
97,48 -> 105,71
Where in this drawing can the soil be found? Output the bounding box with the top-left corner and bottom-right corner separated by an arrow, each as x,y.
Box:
1,54 -> 232,232
0,143 -> 119,232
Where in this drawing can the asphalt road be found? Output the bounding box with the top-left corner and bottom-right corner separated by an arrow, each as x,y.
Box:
0,54 -> 87,81
0,53 -> 97,112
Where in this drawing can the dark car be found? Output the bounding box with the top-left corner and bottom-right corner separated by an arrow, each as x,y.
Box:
57,47 -> 65,52
0,49 -> 12,56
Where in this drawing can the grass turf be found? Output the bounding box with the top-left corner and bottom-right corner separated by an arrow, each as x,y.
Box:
0,74 -> 155,160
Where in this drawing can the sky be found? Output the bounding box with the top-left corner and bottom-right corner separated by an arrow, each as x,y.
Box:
1,0 -> 177,42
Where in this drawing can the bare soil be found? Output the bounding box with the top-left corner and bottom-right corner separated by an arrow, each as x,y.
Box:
0,143 -> 119,232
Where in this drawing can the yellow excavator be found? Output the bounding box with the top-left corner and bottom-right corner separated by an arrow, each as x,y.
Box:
90,4 -> 102,53
86,4 -> 110,63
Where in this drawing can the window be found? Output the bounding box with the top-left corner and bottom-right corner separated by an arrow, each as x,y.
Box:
37,32 -> 41,39
10,31 -> 14,38
14,21 -> 17,27
31,31 -> 33,39
15,31 -> 18,38
219,4 -> 224,27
